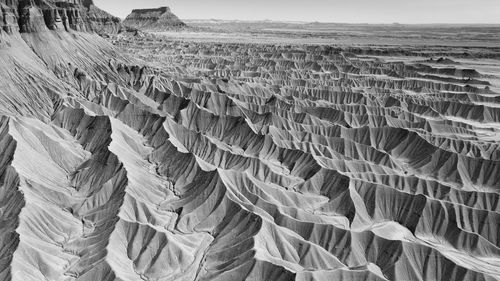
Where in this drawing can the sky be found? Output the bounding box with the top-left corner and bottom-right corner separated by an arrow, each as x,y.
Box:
93,0 -> 500,24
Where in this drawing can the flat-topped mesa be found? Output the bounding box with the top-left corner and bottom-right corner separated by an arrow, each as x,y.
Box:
0,0 -> 122,35
123,6 -> 186,31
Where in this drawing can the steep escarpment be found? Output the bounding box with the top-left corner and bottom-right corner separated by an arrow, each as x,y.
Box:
0,0 -> 128,121
0,0 -> 122,34
123,6 -> 186,31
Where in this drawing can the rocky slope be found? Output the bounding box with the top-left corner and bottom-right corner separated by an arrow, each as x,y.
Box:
123,6 -> 186,31
1,3 -> 500,281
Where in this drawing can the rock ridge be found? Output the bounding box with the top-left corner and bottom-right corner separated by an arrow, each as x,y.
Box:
0,0 -> 122,35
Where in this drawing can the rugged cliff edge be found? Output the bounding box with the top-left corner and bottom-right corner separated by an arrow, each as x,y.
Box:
123,6 -> 186,31
0,0 -> 126,121
0,0 -> 122,34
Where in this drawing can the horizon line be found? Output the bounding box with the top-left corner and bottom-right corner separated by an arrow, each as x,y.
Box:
177,19 -> 500,26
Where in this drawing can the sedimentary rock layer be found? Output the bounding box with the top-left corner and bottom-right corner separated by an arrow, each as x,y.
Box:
123,6 -> 186,31
0,0 -> 122,35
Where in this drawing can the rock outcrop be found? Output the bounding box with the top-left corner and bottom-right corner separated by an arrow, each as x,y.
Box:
0,0 -> 122,35
123,6 -> 186,31
0,0 -> 127,120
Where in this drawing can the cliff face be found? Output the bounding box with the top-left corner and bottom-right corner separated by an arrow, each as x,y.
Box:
0,0 -> 127,121
123,6 -> 185,30
0,0 -> 122,35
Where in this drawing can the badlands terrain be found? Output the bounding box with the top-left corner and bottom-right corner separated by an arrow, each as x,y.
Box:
1,1 -> 500,281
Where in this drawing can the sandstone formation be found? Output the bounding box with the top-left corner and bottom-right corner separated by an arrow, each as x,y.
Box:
0,2 -> 500,281
123,6 -> 186,31
0,0 -> 122,35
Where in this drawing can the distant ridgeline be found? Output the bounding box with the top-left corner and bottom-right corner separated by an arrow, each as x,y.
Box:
123,6 -> 186,31
0,0 -> 122,34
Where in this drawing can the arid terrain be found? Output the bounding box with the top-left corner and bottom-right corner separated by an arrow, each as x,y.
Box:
0,1 -> 499,281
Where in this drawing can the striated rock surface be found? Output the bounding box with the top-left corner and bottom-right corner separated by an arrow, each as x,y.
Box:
123,6 -> 186,31
1,6 -> 500,281
0,0 -> 122,34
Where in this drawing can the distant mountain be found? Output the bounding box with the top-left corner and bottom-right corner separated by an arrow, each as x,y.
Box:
123,6 -> 186,31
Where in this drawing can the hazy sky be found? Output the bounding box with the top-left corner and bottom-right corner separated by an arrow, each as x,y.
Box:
94,0 -> 500,24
